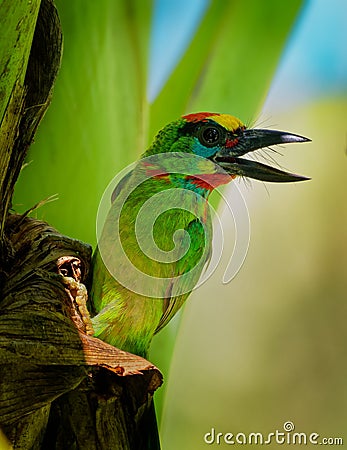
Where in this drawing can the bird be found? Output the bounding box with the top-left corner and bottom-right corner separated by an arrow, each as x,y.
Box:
89,112 -> 310,449
90,112 -> 310,356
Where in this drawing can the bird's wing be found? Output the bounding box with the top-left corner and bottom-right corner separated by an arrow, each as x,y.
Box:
154,218 -> 212,334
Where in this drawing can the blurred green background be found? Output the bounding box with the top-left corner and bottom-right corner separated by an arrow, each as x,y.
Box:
13,0 -> 347,448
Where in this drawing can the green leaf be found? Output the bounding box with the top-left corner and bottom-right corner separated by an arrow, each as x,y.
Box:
0,0 -> 41,123
190,0 -> 304,119
149,0 -> 304,140
148,0 -> 230,140
13,0 -> 153,245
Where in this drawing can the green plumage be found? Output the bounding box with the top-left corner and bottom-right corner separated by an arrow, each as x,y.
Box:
91,168 -> 212,357
89,112 -> 309,450
90,112 -> 310,357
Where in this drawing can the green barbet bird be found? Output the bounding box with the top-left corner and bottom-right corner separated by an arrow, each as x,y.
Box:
90,112 -> 310,357
90,112 -> 309,449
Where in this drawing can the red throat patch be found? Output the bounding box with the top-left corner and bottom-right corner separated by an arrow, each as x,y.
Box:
186,173 -> 236,191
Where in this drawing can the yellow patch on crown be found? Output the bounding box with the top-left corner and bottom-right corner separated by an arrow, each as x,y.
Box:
210,114 -> 244,132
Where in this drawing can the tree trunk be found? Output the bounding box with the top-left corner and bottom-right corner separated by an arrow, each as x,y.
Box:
0,1 -> 162,448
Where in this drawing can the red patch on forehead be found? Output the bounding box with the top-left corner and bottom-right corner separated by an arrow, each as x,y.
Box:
183,112 -> 220,123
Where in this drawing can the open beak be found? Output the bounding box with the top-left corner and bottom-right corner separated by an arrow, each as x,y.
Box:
214,128 -> 311,182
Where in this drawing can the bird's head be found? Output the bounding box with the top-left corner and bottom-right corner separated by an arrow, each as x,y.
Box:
143,112 -> 310,186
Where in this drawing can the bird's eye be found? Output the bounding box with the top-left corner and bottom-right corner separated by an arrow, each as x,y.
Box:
198,125 -> 222,147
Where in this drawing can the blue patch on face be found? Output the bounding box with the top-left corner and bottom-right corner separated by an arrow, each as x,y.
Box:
192,137 -> 219,158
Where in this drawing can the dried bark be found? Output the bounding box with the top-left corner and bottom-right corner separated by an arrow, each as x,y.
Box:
0,1 -> 163,449
0,215 -> 162,449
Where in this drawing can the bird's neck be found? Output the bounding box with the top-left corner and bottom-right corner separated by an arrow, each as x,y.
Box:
143,168 -> 232,198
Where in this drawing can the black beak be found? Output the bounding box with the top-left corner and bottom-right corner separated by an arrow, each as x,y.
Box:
214,128 -> 311,182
